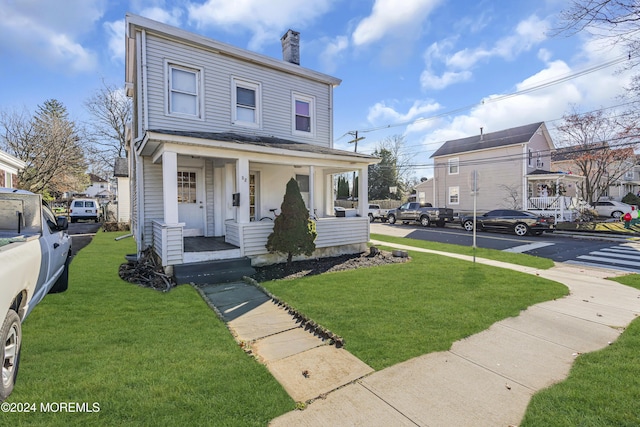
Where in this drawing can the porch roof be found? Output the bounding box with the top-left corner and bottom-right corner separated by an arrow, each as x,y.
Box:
526,169 -> 584,182
137,129 -> 380,166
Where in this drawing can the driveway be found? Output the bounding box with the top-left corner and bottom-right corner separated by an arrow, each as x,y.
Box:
67,221 -> 102,257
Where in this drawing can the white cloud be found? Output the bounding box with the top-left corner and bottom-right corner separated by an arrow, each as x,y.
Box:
420,69 -> 472,90
0,0 -> 104,72
105,19 -> 125,63
140,6 -> 183,26
318,35 -> 349,73
187,0 -> 334,51
352,0 -> 442,47
367,99 -> 441,125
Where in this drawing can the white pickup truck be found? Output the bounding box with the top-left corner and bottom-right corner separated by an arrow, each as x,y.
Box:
0,188 -> 71,400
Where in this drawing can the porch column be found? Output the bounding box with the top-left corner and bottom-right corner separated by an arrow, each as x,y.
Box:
308,165 -> 315,217
162,151 -> 179,224
236,157 -> 250,223
358,166 -> 369,217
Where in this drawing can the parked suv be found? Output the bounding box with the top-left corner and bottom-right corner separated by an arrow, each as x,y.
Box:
69,198 -> 100,223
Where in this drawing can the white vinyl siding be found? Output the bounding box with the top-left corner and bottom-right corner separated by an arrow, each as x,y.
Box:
142,158 -> 164,249
144,35 -> 333,146
166,61 -> 203,119
232,77 -> 261,128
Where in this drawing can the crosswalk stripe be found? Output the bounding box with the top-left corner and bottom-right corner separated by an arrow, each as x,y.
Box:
576,254 -> 640,268
503,242 -> 555,253
588,250 -> 640,261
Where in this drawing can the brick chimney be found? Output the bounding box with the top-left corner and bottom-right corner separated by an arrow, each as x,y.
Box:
281,29 -> 300,65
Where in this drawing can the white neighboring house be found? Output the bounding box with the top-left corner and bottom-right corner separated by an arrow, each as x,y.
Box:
84,173 -> 111,201
114,157 -> 130,223
0,149 -> 25,189
124,14 -> 379,268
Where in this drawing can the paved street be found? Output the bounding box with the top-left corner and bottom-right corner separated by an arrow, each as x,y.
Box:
371,222 -> 640,274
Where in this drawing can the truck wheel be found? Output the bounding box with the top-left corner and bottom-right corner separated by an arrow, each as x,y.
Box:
514,223 -> 530,236
420,216 -> 431,227
49,253 -> 70,294
388,214 -> 396,224
368,213 -> 375,223
1,310 -> 21,401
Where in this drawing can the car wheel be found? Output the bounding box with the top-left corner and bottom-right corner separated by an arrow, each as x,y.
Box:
388,214 -> 396,224
463,220 -> 474,231
420,216 -> 431,227
514,223 -> 530,236
368,213 -> 374,223
49,252 -> 70,294
612,210 -> 623,219
0,310 -> 21,401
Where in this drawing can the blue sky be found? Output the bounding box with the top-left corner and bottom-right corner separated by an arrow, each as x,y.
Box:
0,0 -> 633,179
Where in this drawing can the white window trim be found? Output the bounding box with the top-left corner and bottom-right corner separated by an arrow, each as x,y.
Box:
448,158 -> 459,175
291,92 -> 315,138
448,186 -> 460,205
232,77 -> 261,129
165,60 -> 204,120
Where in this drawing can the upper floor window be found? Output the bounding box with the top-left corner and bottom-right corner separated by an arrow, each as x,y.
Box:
292,93 -> 315,137
167,62 -> 202,118
232,78 -> 261,128
448,158 -> 459,175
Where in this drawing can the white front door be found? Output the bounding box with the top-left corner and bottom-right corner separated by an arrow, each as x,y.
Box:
177,168 -> 205,237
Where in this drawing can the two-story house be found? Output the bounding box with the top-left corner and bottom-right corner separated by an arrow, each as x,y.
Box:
0,149 -> 25,189
124,14 -> 378,276
430,122 -> 584,221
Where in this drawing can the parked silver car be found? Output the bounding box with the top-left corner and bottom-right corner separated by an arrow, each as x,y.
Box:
593,200 -> 634,219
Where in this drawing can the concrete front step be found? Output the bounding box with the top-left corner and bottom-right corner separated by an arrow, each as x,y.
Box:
173,257 -> 256,285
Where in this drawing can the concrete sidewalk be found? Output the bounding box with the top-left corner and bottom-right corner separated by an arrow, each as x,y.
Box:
269,240 -> 640,426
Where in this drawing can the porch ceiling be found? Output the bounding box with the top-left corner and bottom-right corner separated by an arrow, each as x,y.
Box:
138,130 -> 380,168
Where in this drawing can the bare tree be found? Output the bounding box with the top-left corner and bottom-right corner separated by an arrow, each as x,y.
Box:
554,109 -> 636,204
84,80 -> 132,176
0,100 -> 88,198
499,184 -> 522,209
373,135 -> 416,198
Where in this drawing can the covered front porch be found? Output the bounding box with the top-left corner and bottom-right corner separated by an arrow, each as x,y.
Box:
524,171 -> 585,222
135,131 -> 378,267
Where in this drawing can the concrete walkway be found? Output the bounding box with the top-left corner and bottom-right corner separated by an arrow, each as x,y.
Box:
267,240 -> 640,426
197,281 -> 373,403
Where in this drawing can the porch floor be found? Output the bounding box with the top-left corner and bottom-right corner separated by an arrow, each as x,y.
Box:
184,236 -> 239,252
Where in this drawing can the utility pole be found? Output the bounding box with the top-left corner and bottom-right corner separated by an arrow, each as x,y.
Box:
347,131 -> 365,201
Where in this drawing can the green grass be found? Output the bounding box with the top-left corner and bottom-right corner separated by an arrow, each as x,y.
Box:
262,250 -> 567,370
521,273 -> 640,426
6,231 -> 293,426
370,233 -> 555,269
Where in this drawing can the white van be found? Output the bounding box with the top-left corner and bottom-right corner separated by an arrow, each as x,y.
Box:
69,198 -> 100,223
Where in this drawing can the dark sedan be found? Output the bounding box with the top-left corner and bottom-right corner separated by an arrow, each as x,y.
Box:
460,209 -> 555,236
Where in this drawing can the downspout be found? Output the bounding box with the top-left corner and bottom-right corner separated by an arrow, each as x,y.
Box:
522,143 -> 527,210
141,29 -> 149,131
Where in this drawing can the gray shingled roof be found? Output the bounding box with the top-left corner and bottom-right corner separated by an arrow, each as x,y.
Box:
147,129 -> 379,161
430,122 -> 544,158
114,157 -> 128,177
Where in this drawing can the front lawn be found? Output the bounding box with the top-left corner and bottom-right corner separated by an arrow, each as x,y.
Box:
520,274 -> 640,426
6,231 -> 293,426
262,248 -> 567,370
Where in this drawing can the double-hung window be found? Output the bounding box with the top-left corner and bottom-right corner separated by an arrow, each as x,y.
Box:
448,158 -> 459,175
449,186 -> 460,204
232,78 -> 261,128
167,62 -> 202,118
292,93 -> 315,137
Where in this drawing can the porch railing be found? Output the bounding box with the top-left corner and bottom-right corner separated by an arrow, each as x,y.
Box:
527,196 -> 582,222
225,216 -> 370,257
151,220 -> 184,266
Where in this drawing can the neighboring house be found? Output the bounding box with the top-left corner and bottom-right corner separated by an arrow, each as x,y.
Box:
552,146 -> 638,202
430,122 -> 584,221
114,157 -> 130,223
0,149 -> 25,189
124,14 -> 378,270
412,179 -> 434,204
84,173 -> 111,200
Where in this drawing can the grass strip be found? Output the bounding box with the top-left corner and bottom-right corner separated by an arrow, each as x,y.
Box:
521,273 -> 640,426
370,233 -> 554,269
262,250 -> 567,370
6,231 -> 293,426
